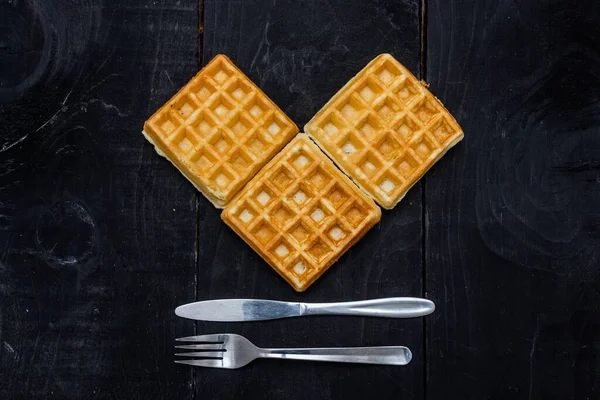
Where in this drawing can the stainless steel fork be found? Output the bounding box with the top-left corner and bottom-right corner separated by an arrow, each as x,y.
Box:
175,333 -> 412,369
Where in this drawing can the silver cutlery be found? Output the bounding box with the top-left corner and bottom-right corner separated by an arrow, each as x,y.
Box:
175,297 -> 435,322
175,334 -> 412,368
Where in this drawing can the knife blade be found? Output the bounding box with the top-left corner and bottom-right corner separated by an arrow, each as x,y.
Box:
175,297 -> 435,322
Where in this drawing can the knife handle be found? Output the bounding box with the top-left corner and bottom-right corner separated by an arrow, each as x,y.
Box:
303,297 -> 435,318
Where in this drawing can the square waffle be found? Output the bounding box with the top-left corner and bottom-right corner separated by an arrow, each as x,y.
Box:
143,54 -> 298,208
305,53 -> 463,209
222,134 -> 381,292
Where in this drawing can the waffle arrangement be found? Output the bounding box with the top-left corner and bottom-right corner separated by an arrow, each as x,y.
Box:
222,134 -> 381,292
304,54 -> 464,209
145,53 -> 463,291
143,54 -> 298,207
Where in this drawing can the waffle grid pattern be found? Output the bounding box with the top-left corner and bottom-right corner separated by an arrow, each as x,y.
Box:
305,54 -> 463,209
223,135 -> 380,292
144,55 -> 298,207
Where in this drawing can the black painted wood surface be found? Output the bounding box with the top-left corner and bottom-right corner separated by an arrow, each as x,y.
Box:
0,0 -> 599,399
0,0 -> 198,398
425,1 -> 600,398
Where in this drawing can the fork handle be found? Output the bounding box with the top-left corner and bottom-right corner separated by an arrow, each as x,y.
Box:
258,346 -> 412,365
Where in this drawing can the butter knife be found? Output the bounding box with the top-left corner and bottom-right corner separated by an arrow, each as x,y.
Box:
175,297 -> 435,322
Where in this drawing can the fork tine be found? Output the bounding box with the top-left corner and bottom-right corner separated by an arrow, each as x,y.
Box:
175,344 -> 225,350
175,334 -> 225,342
174,352 -> 224,358
175,359 -> 224,368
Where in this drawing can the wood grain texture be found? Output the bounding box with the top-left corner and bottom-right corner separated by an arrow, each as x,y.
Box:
0,0 -> 198,398
194,1 -> 424,399
4,0 -> 598,398
425,1 -> 600,399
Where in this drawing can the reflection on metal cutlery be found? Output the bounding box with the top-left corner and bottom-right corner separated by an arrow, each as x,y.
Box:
175,334 -> 412,369
175,297 -> 435,322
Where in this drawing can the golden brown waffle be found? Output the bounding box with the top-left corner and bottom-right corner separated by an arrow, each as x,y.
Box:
143,55 -> 298,208
305,54 -> 463,209
222,134 -> 381,292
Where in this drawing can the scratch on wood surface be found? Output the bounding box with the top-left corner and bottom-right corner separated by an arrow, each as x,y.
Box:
0,133 -> 32,153
528,315 -> 540,400
198,0 -> 204,67
3,341 -> 16,355
164,70 -> 174,86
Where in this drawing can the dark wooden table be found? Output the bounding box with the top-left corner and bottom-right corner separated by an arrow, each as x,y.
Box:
1,1 -> 599,399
